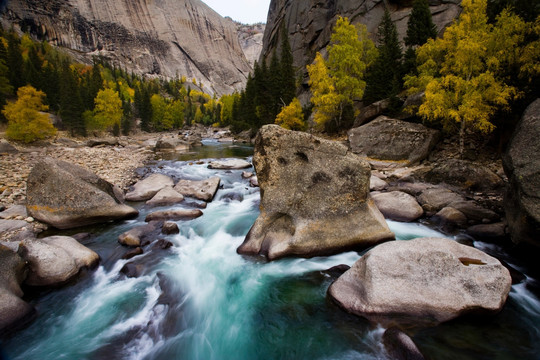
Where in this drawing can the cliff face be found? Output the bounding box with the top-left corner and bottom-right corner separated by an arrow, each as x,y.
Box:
1,0 -> 252,95
261,0 -> 462,92
236,22 -> 265,67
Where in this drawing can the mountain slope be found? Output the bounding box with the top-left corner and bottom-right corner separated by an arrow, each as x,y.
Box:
1,0 -> 252,95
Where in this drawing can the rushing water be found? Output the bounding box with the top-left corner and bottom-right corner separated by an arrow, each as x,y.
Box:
2,140 -> 540,360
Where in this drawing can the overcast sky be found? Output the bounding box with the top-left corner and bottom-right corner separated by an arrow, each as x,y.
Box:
202,0 -> 271,24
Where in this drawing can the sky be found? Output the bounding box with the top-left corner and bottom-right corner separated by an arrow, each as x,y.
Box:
202,0 -> 271,24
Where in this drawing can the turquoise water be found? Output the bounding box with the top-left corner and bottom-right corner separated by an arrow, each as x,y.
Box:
2,142 -> 539,359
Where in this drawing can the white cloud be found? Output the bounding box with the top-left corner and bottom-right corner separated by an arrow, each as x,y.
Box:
202,0 -> 271,24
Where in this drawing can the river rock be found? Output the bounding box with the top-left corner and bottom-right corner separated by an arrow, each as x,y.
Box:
208,159 -> 252,169
237,125 -> 394,260
372,191 -> 423,222
0,205 -> 27,219
425,159 -> 503,191
122,247 -> 143,260
125,173 -> 174,202
146,186 -> 185,206
503,99 -> 540,248
328,237 -> 512,327
416,188 -> 465,213
370,175 -> 387,191
145,209 -> 203,222
448,201 -> 499,223
0,139 -> 18,154
249,176 -> 259,187
383,327 -> 425,360
19,236 -> 99,287
26,158 -> 138,229
467,223 -> 506,240
155,136 -> 189,152
162,221 -> 179,235
118,222 -> 161,247
174,177 -> 220,201
432,207 -> 468,228
242,171 -> 254,179
348,116 -> 439,167
0,244 -> 34,335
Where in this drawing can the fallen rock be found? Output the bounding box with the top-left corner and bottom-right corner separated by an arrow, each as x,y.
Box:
125,173 -> 174,202
371,191 -> 423,222
503,99 -> 540,248
145,209 -> 203,222
370,175 -> 387,191
208,159 -> 252,169
353,98 -> 392,128
383,327 -> 425,360
120,262 -> 144,278
417,188 -> 465,213
162,221 -> 180,235
0,139 -> 18,154
348,116 -> 439,167
425,159 -> 504,191
174,177 -> 220,201
146,186 -> 184,206
26,158 -> 138,229
237,125 -> 394,260
118,222 -> 160,247
432,207 -> 468,228
328,237 -> 511,327
0,244 -> 34,336
19,236 -> 99,287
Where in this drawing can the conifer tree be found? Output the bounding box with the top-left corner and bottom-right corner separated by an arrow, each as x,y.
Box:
405,0 -> 438,47
59,61 -> 86,136
364,9 -> 403,104
6,31 -> 24,90
279,23 -> 296,108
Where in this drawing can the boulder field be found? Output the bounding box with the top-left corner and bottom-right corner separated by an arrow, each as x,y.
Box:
237,125 -> 394,260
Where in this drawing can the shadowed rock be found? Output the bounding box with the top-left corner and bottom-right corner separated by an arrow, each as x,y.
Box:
383,327 -> 425,360
26,158 -> 138,229
328,237 -> 512,327
118,221 -> 161,247
237,125 -> 394,260
372,191 -> 424,222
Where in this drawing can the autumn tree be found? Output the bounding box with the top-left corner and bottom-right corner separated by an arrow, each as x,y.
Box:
89,88 -> 123,132
404,0 -> 526,157
308,17 -> 377,131
364,9 -> 403,105
3,85 -> 57,143
275,98 -> 305,130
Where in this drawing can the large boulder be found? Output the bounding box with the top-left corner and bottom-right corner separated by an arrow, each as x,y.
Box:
174,177 -> 221,201
425,159 -> 503,191
146,186 -> 184,206
26,158 -> 138,229
371,191 -> 424,222
237,125 -> 394,260
19,236 -> 99,287
208,159 -> 252,169
0,245 -> 34,335
503,99 -> 540,248
145,209 -> 203,222
328,238 -> 512,327
125,173 -> 174,202
348,116 -> 439,167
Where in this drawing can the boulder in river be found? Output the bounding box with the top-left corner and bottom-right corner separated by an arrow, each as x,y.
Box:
19,236 -> 100,287
146,186 -> 184,206
26,158 -> 138,229
503,98 -> 540,248
348,116 -> 439,167
382,327 -> 425,360
0,244 -> 34,336
118,222 -> 161,247
328,237 -> 512,327
208,159 -> 252,169
145,209 -> 203,222
371,191 -> 424,222
125,173 -> 175,202
174,177 -> 220,202
237,125 -> 394,260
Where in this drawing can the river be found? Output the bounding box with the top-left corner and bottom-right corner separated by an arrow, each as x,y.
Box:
2,140 -> 539,359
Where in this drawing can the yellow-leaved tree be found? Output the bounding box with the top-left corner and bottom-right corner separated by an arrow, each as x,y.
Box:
307,17 -> 377,131
89,88 -> 123,132
3,85 -> 56,143
275,98 -> 305,131
404,0 -> 531,157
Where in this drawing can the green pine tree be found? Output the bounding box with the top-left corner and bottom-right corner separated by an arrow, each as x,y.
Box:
59,61 -> 86,136
404,0 -> 438,47
6,31 -> 24,90
279,23 -> 296,108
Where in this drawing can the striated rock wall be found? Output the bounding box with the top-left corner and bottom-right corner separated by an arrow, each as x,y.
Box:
1,0 -> 252,95
236,22 -> 265,67
261,0 -> 461,95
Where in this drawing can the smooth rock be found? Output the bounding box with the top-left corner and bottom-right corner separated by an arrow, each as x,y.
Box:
26,157 -> 138,229
242,171 -> 254,179
417,188 -> 465,212
0,205 -> 27,219
118,222 -> 160,247
503,99 -> 540,248
370,175 -> 387,191
162,221 -> 180,235
145,209 -> 203,222
0,220 -> 28,234
155,137 -> 189,152
328,237 -> 512,327
20,236 -> 99,287
208,159 -> 252,170
249,176 -> 259,187
146,186 -> 184,206
467,223 -> 506,239
152,239 -> 174,250
425,159 -> 503,191
432,207 -> 468,228
383,327 -> 425,360
348,116 -> 439,167
122,247 -> 143,260
448,201 -> 499,223
237,125 -> 394,260
174,177 -> 220,201
371,191 -> 424,222
125,173 -> 174,202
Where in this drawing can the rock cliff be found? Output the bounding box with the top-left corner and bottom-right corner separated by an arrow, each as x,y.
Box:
261,0 -> 461,95
1,0 -> 252,95
236,22 -> 265,67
